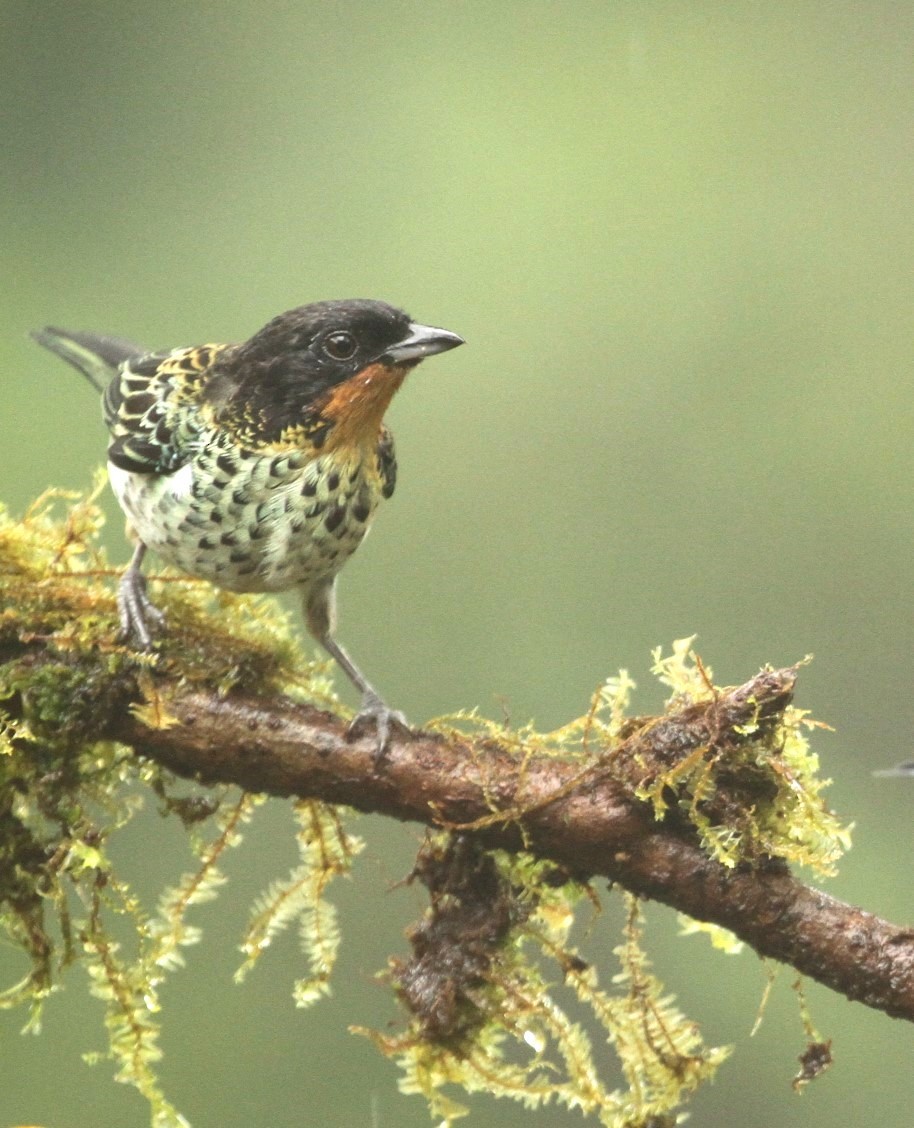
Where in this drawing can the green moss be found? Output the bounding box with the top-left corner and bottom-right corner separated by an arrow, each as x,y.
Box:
0,484 -> 849,1127
358,835 -> 729,1128
0,476 -> 338,705
0,481 -> 344,1126
633,639 -> 851,874
429,638 -> 850,878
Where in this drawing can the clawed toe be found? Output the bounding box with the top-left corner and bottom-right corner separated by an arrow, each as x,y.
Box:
347,695 -> 410,762
117,571 -> 165,651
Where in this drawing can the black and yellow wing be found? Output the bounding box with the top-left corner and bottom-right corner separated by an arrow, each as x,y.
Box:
101,345 -> 221,474
33,326 -> 223,476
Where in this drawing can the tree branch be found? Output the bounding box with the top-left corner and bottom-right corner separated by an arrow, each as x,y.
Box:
14,643 -> 908,1024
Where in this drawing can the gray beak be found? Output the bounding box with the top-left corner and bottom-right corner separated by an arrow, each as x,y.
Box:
381,321 -> 464,364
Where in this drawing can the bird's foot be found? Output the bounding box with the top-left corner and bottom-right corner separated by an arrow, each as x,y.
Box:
117,568 -> 165,650
347,693 -> 410,763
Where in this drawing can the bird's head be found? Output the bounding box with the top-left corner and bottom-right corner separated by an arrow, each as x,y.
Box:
210,299 -> 463,446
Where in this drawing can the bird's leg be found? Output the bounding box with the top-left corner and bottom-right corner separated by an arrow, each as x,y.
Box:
304,579 -> 408,761
321,633 -> 409,756
117,542 -> 165,649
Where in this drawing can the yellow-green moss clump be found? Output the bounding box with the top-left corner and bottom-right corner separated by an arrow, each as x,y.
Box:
429,638 -> 849,879
359,834 -> 729,1127
636,639 -> 851,874
0,474 -> 337,701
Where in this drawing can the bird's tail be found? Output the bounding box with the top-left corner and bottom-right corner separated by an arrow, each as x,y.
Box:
31,326 -> 148,393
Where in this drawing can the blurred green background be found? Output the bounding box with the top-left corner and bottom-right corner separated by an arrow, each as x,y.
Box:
2,1 -> 912,1125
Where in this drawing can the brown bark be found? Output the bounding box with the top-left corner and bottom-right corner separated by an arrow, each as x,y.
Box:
85,672 -> 914,1025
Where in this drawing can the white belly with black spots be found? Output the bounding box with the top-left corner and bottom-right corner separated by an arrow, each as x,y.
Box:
107,444 -> 380,593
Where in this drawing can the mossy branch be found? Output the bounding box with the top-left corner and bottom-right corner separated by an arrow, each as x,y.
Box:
2,626 -> 912,1023
2,484 -> 913,1127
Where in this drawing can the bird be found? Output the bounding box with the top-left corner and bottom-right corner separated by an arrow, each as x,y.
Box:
32,299 -> 464,755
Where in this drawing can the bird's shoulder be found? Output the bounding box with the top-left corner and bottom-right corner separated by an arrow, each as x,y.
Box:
376,425 -> 397,498
104,344 -> 225,475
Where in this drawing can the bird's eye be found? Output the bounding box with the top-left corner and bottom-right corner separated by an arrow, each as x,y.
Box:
322,331 -> 357,360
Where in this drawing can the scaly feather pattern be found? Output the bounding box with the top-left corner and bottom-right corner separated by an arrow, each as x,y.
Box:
103,346 -> 221,474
